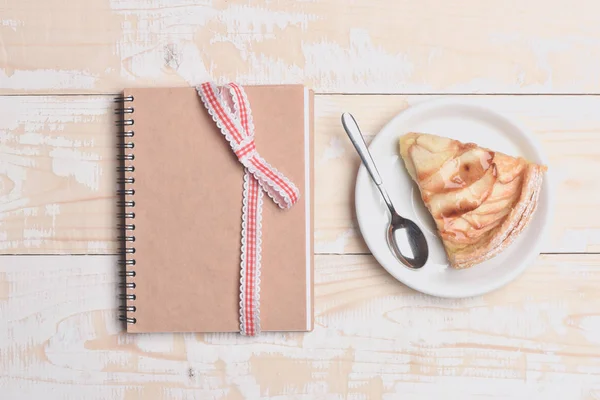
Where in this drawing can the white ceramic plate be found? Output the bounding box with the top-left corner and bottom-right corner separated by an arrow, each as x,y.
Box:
355,98 -> 554,298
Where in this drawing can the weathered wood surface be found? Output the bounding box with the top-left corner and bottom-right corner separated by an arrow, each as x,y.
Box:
2,0 -> 600,94
3,0 -> 600,398
315,95 -> 600,255
0,96 -> 116,254
1,95 -> 598,254
1,254 -> 600,399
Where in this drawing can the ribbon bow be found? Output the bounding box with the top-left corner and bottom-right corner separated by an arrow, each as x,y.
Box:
197,82 -> 300,335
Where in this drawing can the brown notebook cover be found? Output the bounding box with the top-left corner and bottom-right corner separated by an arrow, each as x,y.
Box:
118,85 -> 314,333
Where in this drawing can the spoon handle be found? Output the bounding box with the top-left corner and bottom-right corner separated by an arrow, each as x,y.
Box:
341,113 -> 383,185
341,113 -> 398,217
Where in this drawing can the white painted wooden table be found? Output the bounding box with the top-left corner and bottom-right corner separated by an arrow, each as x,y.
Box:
2,1 -> 600,399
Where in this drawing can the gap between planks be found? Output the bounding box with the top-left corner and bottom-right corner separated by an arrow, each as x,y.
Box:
2,94 -> 598,254
5,93 -> 600,98
0,252 -> 597,257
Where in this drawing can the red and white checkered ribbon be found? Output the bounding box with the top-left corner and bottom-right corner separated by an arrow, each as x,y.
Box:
197,82 -> 300,336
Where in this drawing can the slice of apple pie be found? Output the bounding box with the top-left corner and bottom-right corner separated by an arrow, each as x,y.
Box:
399,133 -> 546,269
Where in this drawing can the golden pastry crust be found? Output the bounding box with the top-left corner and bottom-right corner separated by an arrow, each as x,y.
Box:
449,163 -> 544,268
399,132 -> 546,269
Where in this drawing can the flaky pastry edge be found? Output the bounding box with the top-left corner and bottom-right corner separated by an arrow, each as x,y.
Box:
448,163 -> 545,269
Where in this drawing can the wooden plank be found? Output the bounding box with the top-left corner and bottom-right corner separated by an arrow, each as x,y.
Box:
0,96 -> 117,254
315,95 -> 600,254
1,94 -> 599,254
1,254 -> 600,399
2,0 -> 600,94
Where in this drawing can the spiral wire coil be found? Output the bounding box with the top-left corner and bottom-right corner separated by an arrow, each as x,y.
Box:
115,95 -> 137,324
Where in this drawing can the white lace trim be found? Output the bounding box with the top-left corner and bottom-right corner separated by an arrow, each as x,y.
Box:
239,170 -> 249,335
238,170 -> 263,336
197,84 -> 236,152
196,83 -> 246,153
227,83 -> 241,122
229,83 -> 256,141
197,82 -> 299,336
199,82 -> 300,210
254,184 -> 263,335
218,83 -> 253,152
248,154 -> 300,210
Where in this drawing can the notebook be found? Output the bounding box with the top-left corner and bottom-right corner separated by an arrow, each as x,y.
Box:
116,85 -> 314,333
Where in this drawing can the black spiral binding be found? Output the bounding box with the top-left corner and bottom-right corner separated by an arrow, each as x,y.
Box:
115,95 -> 137,324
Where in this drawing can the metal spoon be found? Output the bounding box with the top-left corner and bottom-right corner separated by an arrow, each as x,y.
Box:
341,112 -> 429,269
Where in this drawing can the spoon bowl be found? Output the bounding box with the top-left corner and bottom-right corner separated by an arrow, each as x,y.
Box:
341,112 -> 429,269
387,214 -> 429,269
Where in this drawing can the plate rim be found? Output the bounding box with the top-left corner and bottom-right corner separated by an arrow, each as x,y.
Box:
354,97 -> 555,298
